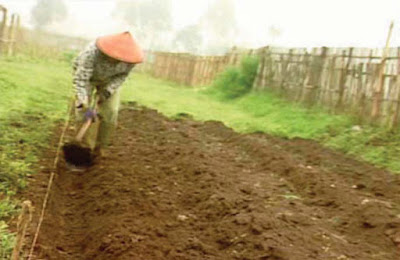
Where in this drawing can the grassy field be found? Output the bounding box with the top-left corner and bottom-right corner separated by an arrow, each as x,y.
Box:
0,57 -> 71,256
0,57 -> 399,256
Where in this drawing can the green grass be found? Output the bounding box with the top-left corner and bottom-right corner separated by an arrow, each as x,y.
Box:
0,57 -> 71,257
323,127 -> 400,171
122,74 -> 352,138
122,73 -> 400,173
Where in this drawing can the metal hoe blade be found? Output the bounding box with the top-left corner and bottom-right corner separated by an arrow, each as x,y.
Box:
62,142 -> 94,167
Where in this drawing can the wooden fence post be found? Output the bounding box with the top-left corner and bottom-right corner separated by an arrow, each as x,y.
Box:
155,52 -> 163,78
0,5 -> 8,53
217,56 -> 225,75
295,50 -> 309,101
7,14 -> 17,55
204,56 -> 210,85
302,47 -> 328,106
352,62 -> 364,111
172,53 -> 178,82
178,54 -> 183,83
200,57 -> 207,85
157,53 -> 163,79
335,47 -> 354,111
155,52 -> 161,78
389,76 -> 400,129
253,47 -> 266,90
228,46 -> 238,65
204,57 -> 210,85
263,47 -> 273,89
389,47 -> 400,129
183,54 -> 188,84
164,53 -> 170,80
16,14 -> 20,40
280,49 -> 293,91
11,201 -> 33,260
357,49 -> 374,120
325,50 -> 337,109
212,56 -> 219,84
176,53 -> 181,84
166,53 -> 174,80
372,21 -> 394,120
190,57 -> 199,86
152,52 -> 157,77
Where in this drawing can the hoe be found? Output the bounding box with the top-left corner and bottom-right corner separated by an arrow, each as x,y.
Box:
63,97 -> 99,167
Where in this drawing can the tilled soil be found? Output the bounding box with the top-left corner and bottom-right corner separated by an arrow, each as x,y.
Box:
24,105 -> 400,259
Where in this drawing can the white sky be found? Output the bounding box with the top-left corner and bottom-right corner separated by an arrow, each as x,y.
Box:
2,0 -> 400,48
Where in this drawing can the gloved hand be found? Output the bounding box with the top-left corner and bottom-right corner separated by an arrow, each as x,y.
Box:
84,108 -> 97,121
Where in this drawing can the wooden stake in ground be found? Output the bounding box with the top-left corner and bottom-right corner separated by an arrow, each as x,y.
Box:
7,14 -> 18,55
11,201 -> 33,260
336,47 -> 353,111
389,47 -> 400,129
371,21 -> 394,120
0,5 -> 8,53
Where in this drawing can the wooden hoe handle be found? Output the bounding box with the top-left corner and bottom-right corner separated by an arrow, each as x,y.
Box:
75,118 -> 93,143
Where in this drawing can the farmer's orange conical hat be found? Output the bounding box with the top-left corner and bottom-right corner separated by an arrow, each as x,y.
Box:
96,31 -> 144,64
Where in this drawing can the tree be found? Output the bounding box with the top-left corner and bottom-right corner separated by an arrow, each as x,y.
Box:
114,0 -> 173,50
31,0 -> 67,29
173,24 -> 203,53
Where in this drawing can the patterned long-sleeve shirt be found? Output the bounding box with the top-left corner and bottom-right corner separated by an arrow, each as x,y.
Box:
73,42 -> 135,106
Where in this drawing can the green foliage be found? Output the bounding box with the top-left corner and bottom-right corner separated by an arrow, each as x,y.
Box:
0,195 -> 18,258
0,200 -> 18,220
212,56 -> 259,99
240,56 -> 260,89
0,221 -> 15,259
211,66 -> 242,98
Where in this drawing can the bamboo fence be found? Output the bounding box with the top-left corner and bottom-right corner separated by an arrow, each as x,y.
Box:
152,49 -> 244,86
0,5 -> 20,55
253,46 -> 400,128
148,45 -> 400,129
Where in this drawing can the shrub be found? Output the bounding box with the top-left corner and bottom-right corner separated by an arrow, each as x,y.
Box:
239,56 -> 259,88
212,56 -> 259,99
212,66 -> 242,99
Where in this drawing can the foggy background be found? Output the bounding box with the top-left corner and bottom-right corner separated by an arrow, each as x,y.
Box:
3,0 -> 400,54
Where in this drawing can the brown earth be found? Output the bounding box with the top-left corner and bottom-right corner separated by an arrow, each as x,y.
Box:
23,105 -> 400,260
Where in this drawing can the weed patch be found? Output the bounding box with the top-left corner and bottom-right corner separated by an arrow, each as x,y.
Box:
210,56 -> 259,99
